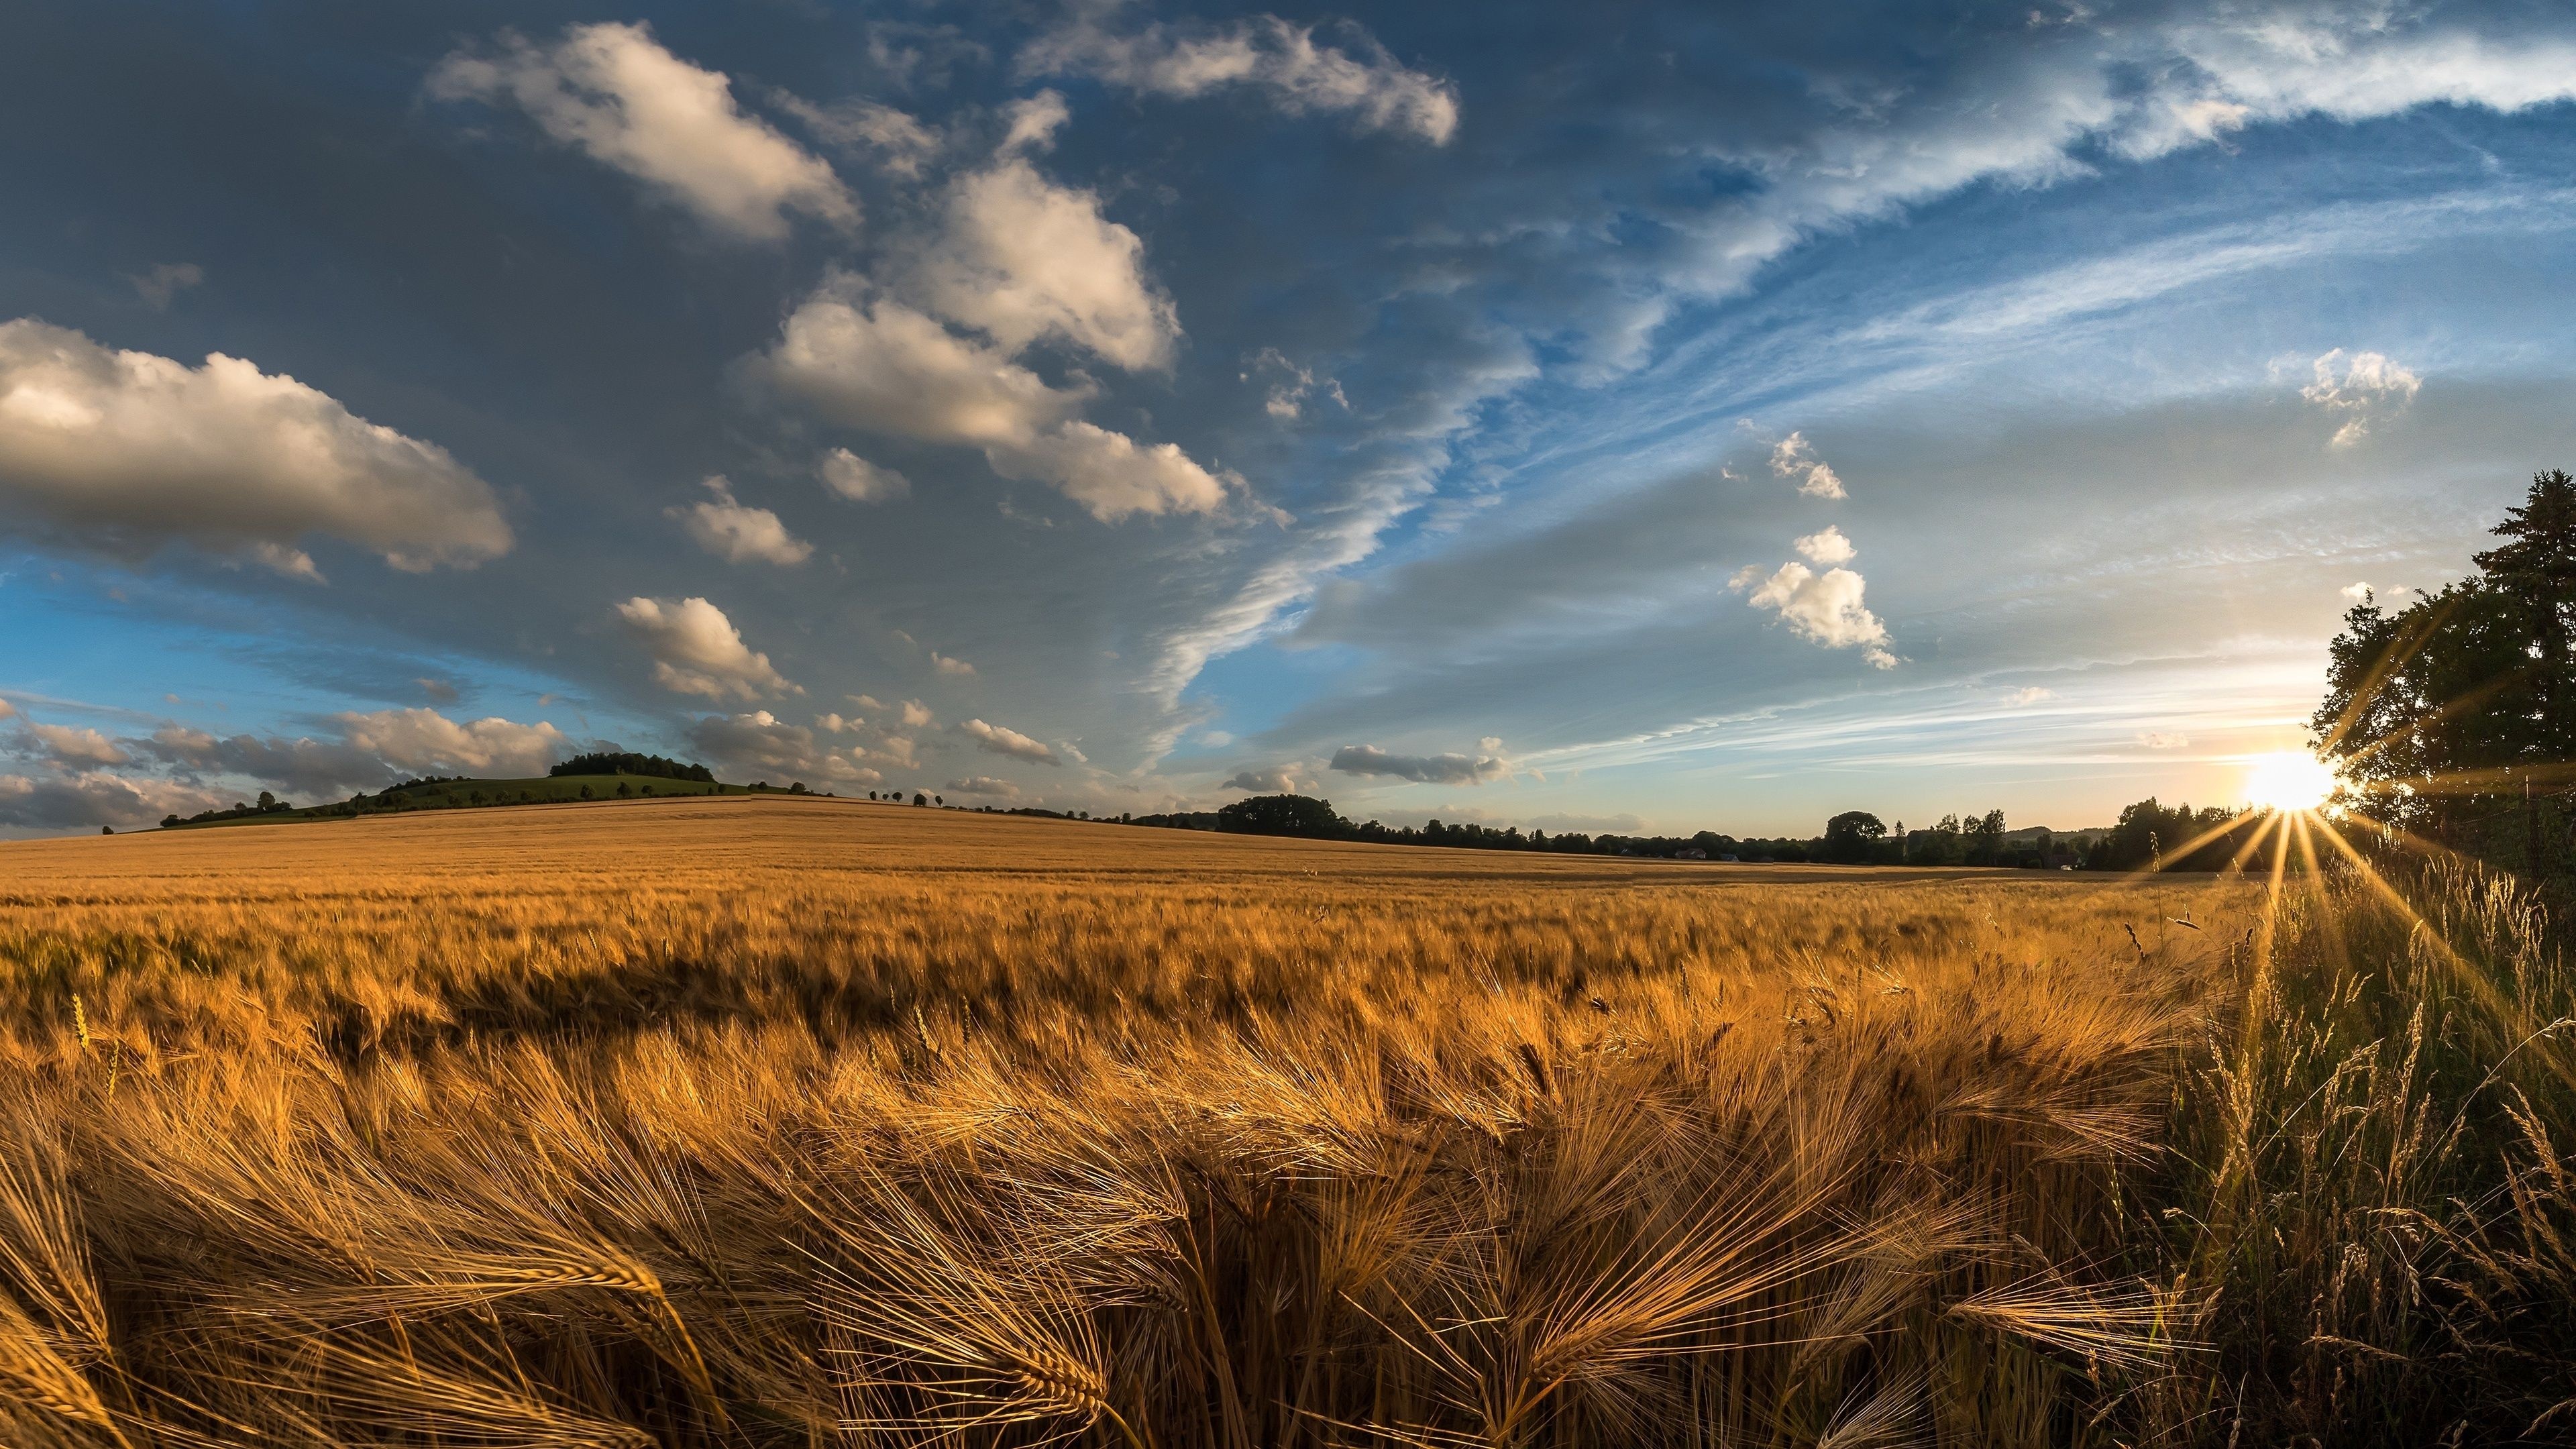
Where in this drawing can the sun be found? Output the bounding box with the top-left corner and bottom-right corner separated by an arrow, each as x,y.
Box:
2245,750 -> 2337,813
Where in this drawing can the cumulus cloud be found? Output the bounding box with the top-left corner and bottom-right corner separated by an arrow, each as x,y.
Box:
111,708 -> 568,804
931,651 -> 976,676
2138,731 -> 2191,750
997,91 -> 1073,156
2341,581 -> 2419,606
614,596 -> 796,700
1329,742 -> 1509,786
900,700 -> 936,729
1222,765 -> 1298,793
2300,349 -> 2422,446
23,722 -> 129,767
332,708 -> 566,777
985,420 -> 1234,521
1792,525 -> 1855,565
1021,12 -> 1458,144
816,447 -> 910,503
0,771 -> 225,832
944,775 -> 1022,799
1245,347 -> 1347,423
428,21 -> 855,241
2002,686 -> 2055,706
910,156 -> 1181,371
0,319 -> 511,572
127,262 -> 203,310
0,698 -> 15,720
959,717 -> 1059,764
756,290 -> 1085,446
1733,561 -> 1896,668
686,710 -> 822,776
415,678 -> 460,703
672,476 -> 812,566
1768,431 -> 1846,499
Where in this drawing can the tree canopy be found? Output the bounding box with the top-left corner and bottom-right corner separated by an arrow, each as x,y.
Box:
2316,470 -> 2576,860
549,752 -> 716,783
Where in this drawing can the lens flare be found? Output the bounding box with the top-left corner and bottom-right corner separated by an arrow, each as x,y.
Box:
2244,750 -> 2335,812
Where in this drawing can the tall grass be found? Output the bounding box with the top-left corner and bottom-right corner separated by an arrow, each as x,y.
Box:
0,801 -> 2567,1446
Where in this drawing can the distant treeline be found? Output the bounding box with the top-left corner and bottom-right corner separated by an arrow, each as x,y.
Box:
551,752 -> 715,782
1096,792 -> 2283,872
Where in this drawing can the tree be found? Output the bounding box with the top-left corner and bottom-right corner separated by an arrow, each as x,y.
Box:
1217,794 -> 1352,839
2317,469 -> 2576,865
912,792 -> 928,806
256,791 -> 278,812
2474,469 -> 2576,750
1820,811 -> 1886,863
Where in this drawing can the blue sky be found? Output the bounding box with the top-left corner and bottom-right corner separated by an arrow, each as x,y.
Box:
5,1 -> 2576,838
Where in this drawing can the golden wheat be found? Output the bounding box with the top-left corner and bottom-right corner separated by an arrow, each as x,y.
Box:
0,796 -> 2566,1446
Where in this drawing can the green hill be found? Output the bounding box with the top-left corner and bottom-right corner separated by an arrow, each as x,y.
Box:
161,772 -> 822,829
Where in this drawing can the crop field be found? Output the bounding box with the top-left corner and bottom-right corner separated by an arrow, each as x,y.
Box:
0,798 -> 2571,1448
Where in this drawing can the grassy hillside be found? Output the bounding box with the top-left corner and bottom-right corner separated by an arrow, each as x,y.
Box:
160,771 -> 816,828
0,802 -> 2569,1446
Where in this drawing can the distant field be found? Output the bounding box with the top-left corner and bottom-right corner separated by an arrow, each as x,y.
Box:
0,800 -> 2567,1448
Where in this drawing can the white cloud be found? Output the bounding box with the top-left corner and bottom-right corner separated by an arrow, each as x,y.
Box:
851,694 -> 888,712
998,91 -> 1072,156
1222,765 -> 1298,793
2003,686 -> 2055,706
1792,525 -> 1855,565
931,651 -> 976,676
331,708 -> 567,777
1736,561 -> 1896,667
25,722 -> 129,767
428,21 -> 854,241
127,263 -> 203,311
816,447 -> 910,503
816,712 -> 851,733
769,93 -> 940,177
0,700 -> 13,721
1246,347 -> 1347,423
863,735 -> 920,769
1768,431 -> 1846,500
910,156 -> 1180,371
1329,743 -> 1509,785
1021,13 -> 1458,144
959,717 -> 1059,765
614,596 -> 796,700
757,290 -> 1085,447
673,476 -> 812,566
2341,581 -> 2419,607
0,319 -> 511,572
987,420 -> 1234,522
2138,731 -> 2191,750
2300,348 -> 2422,446
944,775 -> 1023,799
900,699 -> 935,729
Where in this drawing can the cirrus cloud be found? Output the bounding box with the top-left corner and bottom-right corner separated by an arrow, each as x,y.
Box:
1020,12 -> 1458,144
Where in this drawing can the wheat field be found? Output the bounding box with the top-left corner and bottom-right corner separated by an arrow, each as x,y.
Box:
0,798 -> 2569,1447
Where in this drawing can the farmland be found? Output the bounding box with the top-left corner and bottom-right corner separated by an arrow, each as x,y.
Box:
0,798 -> 2569,1447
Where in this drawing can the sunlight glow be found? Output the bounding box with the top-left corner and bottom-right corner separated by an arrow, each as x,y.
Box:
2244,750 -> 2336,813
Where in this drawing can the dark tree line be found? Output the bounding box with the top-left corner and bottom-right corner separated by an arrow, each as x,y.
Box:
551,752 -> 716,782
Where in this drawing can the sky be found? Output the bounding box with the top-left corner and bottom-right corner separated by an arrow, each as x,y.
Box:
6,0 -> 2576,840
